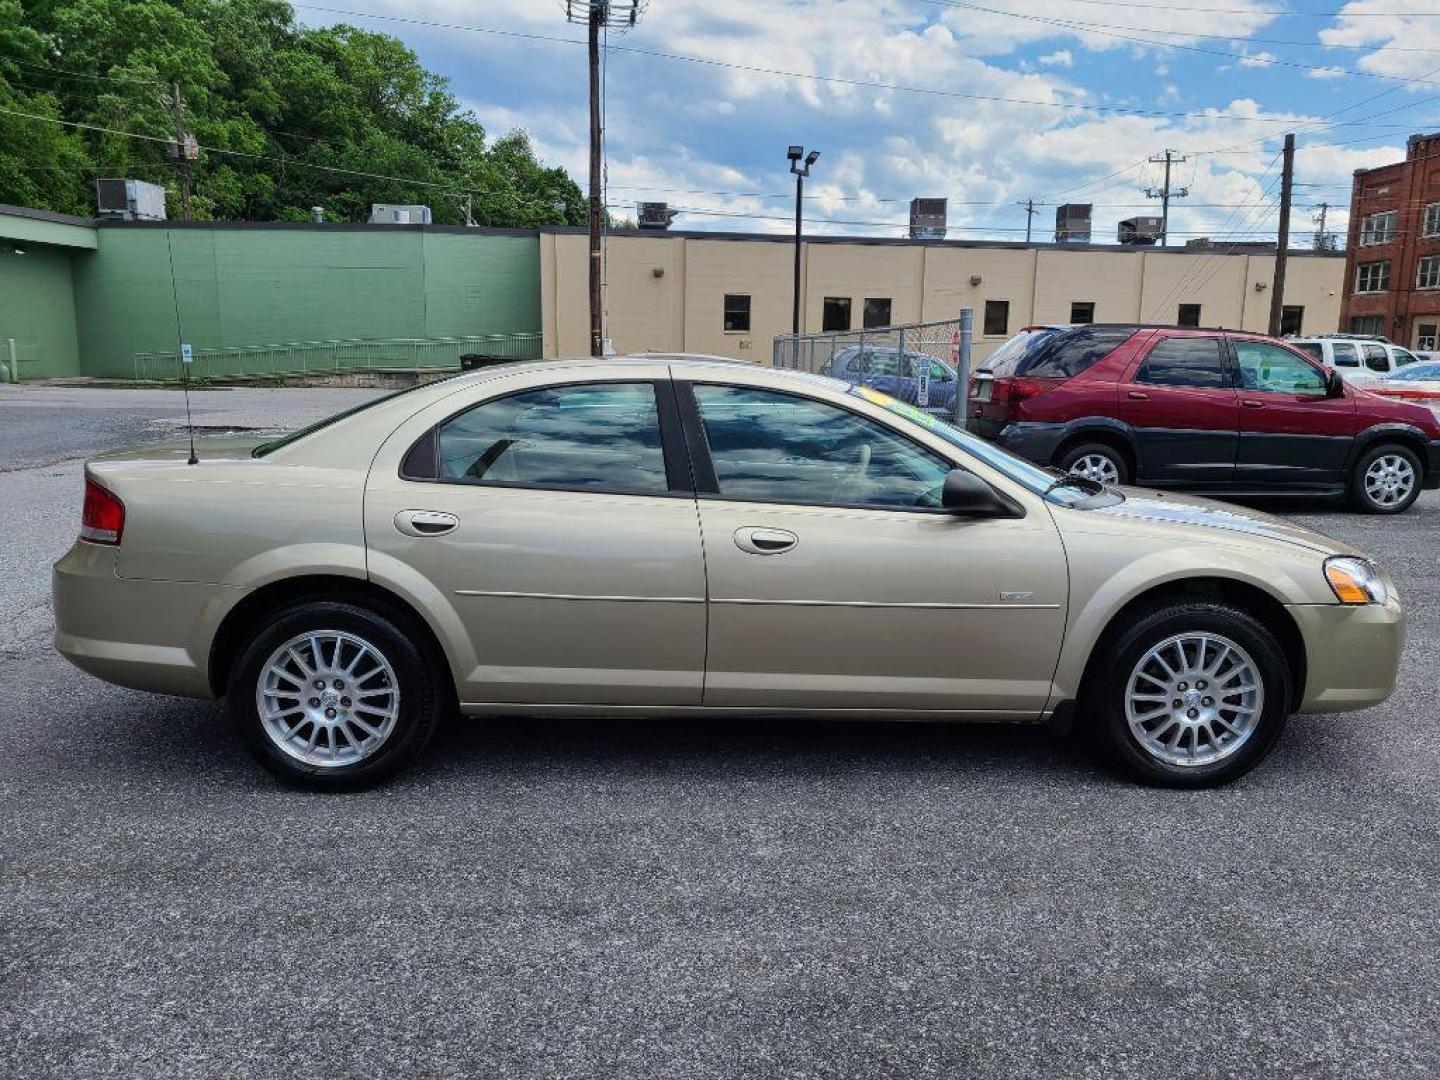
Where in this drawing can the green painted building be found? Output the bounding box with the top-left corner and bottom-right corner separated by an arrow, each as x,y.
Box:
0,204 -> 543,381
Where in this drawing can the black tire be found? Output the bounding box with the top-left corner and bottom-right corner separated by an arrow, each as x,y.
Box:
228,600 -> 445,790
1057,441 -> 1132,486
1348,443 -> 1423,514
1084,600 -> 1291,787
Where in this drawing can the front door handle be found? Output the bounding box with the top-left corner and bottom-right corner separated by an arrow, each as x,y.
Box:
395,509 -> 459,537
1127,390 -> 1149,400
1241,399 -> 1264,409
734,527 -> 798,556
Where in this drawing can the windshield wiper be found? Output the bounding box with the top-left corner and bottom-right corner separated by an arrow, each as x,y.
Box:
1045,474 -> 1106,495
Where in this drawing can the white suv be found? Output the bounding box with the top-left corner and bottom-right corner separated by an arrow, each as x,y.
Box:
1288,336 -> 1423,385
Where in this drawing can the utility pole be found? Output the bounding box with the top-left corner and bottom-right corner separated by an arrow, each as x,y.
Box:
1145,149 -> 1189,247
1268,132 -> 1296,338
169,82 -> 193,222
1018,198 -> 1036,244
1312,201 -> 1335,251
566,1 -> 641,357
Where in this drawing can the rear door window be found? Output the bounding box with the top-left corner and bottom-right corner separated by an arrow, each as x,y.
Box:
1135,336 -> 1227,388
1362,343 -> 1390,372
1330,342 -> 1361,368
435,382 -> 672,493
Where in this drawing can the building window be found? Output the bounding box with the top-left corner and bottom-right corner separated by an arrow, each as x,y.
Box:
723,294 -> 751,333
823,297 -> 852,332
1070,301 -> 1095,324
1177,303 -> 1201,327
983,299 -> 1010,337
1417,323 -> 1438,351
862,297 -> 892,329
1424,203 -> 1440,238
1280,305 -> 1304,336
1358,211 -> 1397,246
1355,261 -> 1390,294
1418,256 -> 1440,291
1350,315 -> 1384,337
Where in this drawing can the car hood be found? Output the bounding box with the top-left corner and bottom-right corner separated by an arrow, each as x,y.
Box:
1079,488 -> 1352,556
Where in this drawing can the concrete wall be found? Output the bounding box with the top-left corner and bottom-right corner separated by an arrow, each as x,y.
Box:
0,246 -> 81,379
71,225 -> 542,378
539,233 -> 1346,362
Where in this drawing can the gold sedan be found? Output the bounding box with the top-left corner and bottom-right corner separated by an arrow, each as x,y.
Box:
54,356 -> 1403,789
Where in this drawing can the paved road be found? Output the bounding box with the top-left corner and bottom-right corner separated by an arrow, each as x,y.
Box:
1,386 -> 1437,1078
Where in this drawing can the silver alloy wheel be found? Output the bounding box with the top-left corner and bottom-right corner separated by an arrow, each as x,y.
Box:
256,630 -> 401,768
1069,452 -> 1121,485
1124,632 -> 1264,767
1363,453 -> 1416,508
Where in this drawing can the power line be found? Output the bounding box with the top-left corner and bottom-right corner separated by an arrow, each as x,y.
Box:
289,4 -> 1351,126
1009,0 -> 1440,15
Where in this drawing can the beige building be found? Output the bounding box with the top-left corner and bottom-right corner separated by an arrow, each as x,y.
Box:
539,229 -> 1345,362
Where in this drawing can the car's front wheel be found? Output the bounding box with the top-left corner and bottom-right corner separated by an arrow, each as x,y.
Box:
1349,443 -> 1422,514
1058,441 -> 1131,486
229,600 -> 445,790
1087,601 -> 1291,786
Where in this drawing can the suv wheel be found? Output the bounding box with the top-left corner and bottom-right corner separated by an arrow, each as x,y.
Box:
1058,442 -> 1130,486
1087,601 -> 1290,786
229,600 -> 444,790
1349,443 -> 1422,514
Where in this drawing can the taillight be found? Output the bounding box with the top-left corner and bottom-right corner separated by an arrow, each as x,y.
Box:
992,376 -> 1064,417
81,477 -> 125,545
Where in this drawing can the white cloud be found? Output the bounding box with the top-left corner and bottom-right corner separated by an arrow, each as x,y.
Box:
1306,66 -> 1349,81
1239,51 -> 1276,68
1320,1 -> 1440,83
1039,50 -> 1073,68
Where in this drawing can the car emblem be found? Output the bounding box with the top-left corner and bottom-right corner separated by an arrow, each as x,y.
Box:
999,591 -> 1035,602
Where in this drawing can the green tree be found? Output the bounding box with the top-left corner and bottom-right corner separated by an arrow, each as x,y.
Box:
2,0 -> 585,224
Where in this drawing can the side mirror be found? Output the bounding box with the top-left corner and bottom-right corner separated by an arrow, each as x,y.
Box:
941,469 -> 1016,517
1326,369 -> 1346,398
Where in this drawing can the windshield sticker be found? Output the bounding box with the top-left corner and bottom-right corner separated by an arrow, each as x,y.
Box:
851,384 -> 943,431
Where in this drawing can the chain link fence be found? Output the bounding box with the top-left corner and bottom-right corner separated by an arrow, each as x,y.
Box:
772,318 -> 968,421
133,332 -> 543,383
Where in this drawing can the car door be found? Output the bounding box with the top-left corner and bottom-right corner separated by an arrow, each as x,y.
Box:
679,379 -> 1068,715
1116,332 -> 1238,483
364,372 -> 707,706
1229,337 -> 1356,486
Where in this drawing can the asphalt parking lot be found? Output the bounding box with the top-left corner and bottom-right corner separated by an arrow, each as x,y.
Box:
1,384 -> 1437,1079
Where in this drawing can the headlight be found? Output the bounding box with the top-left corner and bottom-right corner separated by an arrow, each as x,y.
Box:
1324,556 -> 1388,605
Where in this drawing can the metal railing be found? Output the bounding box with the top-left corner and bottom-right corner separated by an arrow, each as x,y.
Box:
133,332 -> 544,382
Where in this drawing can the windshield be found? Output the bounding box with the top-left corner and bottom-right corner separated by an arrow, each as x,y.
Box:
846,384 -> 1100,505
252,374 -> 463,457
1389,362 -> 1440,382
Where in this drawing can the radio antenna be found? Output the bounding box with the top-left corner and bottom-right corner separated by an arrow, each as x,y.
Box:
163,230 -> 199,465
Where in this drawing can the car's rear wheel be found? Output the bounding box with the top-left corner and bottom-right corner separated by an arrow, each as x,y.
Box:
1349,443 -> 1422,514
229,601 -> 444,790
1058,441 -> 1130,486
1087,601 -> 1291,786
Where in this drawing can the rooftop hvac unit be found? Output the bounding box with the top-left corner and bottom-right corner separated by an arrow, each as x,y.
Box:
1054,203 -> 1092,244
909,198 -> 947,240
95,179 -> 167,221
369,203 -> 433,225
1117,216 -> 1163,245
637,202 -> 678,230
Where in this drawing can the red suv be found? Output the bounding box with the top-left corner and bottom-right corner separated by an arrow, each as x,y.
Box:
967,324 -> 1440,513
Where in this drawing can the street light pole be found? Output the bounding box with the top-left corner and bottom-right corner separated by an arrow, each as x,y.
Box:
788,146 -> 819,336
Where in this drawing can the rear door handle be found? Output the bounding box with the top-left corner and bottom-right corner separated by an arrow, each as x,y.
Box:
1127,390 -> 1149,400
1241,399 -> 1264,409
734,527 -> 798,556
394,509 -> 459,537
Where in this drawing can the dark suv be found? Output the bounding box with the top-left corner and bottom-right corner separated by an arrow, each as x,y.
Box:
966,324 -> 1440,513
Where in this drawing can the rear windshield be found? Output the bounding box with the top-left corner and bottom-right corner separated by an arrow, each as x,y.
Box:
980,326 -> 1134,379
252,373 -> 463,457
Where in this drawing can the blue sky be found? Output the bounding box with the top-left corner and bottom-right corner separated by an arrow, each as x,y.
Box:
297,1 -> 1440,245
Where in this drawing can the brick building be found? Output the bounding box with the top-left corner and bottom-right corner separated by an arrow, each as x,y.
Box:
1340,131 -> 1440,351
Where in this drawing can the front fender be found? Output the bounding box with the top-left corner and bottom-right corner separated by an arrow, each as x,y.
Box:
1050,540 -> 1322,702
